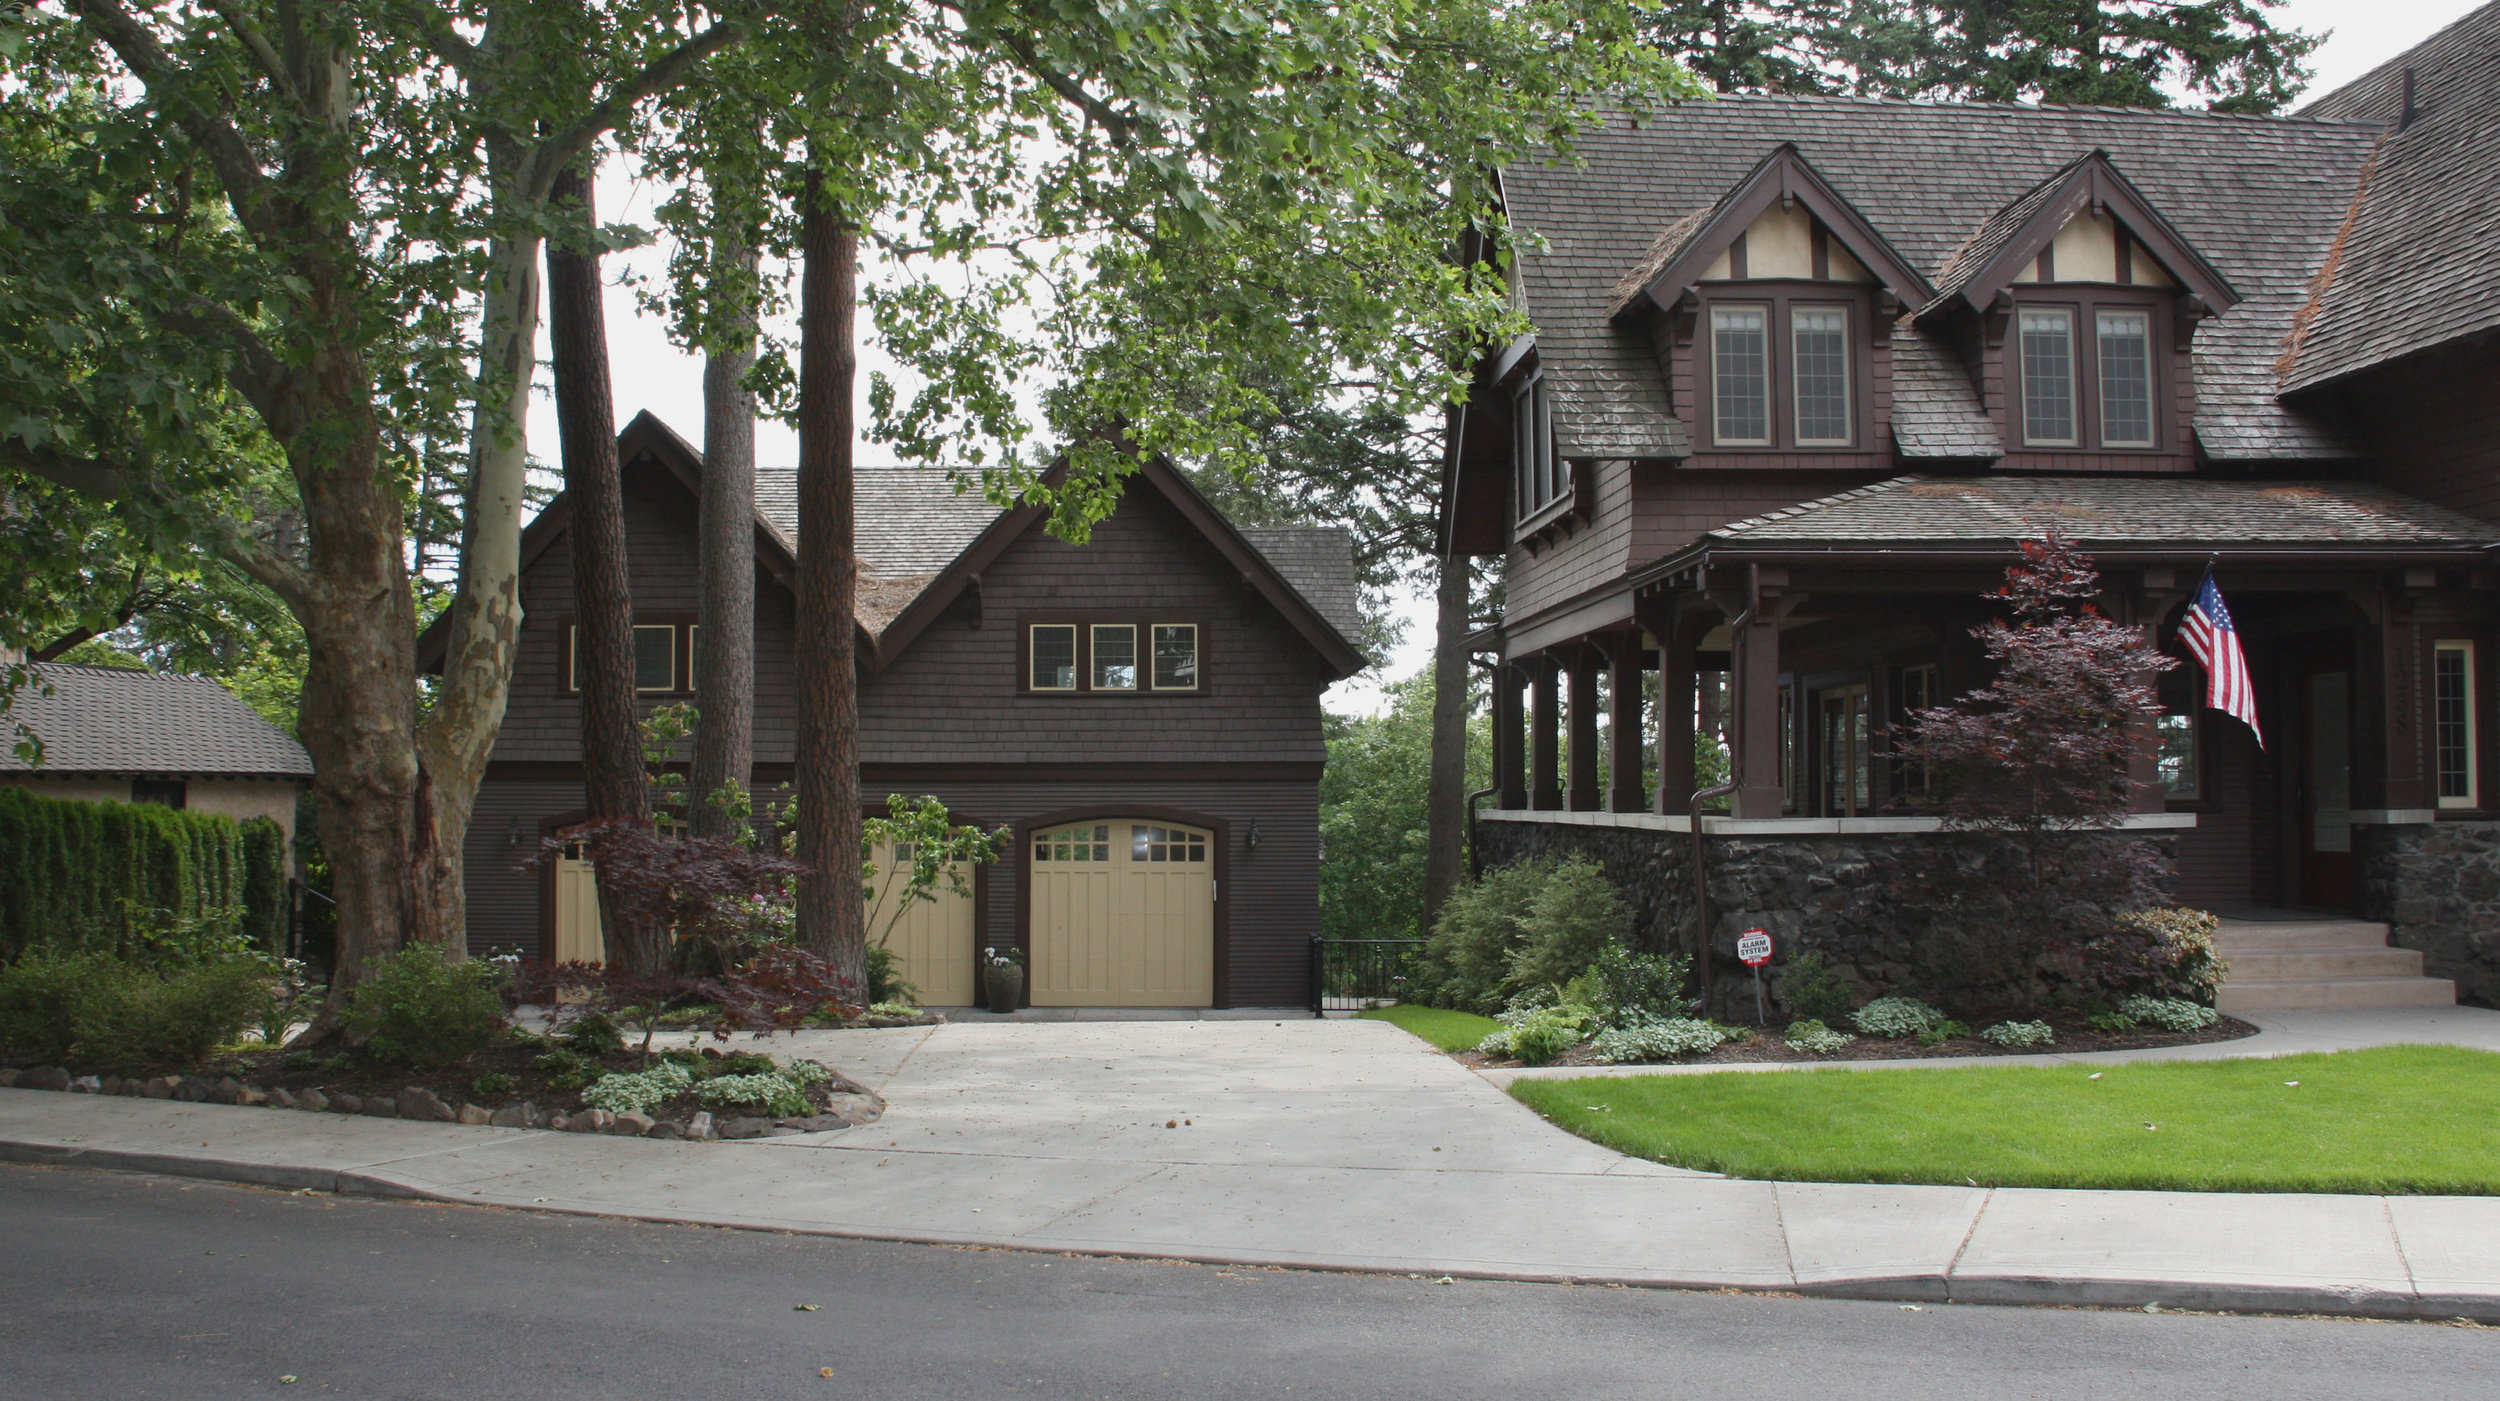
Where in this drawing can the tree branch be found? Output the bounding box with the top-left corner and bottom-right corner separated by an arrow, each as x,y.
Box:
65,0 -> 287,243
0,441 -> 134,498
219,529 -> 316,613
995,31 -> 1136,147
392,0 -> 480,73
202,0 -> 308,115
526,21 -> 747,203
157,295 -> 291,428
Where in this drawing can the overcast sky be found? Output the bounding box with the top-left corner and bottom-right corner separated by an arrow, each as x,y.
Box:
532,0 -> 2483,716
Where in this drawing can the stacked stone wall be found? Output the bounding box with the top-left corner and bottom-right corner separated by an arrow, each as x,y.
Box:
2355,822 -> 2500,1007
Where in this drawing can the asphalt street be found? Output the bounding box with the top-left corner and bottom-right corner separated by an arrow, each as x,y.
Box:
2,1164 -> 2493,1400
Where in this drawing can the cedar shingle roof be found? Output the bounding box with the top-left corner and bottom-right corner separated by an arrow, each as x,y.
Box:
1699,475 -> 2499,547
1502,96 -> 2383,462
2284,1 -> 2500,390
1239,527 -> 1364,641
1927,151 -> 2094,307
0,665 -> 312,777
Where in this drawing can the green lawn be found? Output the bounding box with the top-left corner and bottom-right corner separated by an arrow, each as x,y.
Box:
1358,1004 -> 1500,1054
1509,1046 -> 2500,1195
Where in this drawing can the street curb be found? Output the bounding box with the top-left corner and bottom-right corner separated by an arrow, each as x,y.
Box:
10,1134 -> 2497,1324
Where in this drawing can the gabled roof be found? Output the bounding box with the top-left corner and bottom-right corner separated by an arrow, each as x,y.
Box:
1499,97 -> 2380,463
1921,148 -> 2238,319
1607,143 -> 1934,319
0,664 -> 311,778
1686,474 -> 2496,550
2281,0 -> 2500,390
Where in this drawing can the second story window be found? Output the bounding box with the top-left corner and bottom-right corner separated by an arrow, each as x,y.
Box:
1792,306 -> 1851,445
2097,311 -> 2154,447
2016,299 -> 2165,450
1152,624 -> 1199,690
566,621 -> 690,694
1025,620 -> 1203,694
1092,624 -> 1138,690
2019,308 -> 2077,446
1705,298 -> 1857,450
1513,371 -> 1561,520
1031,624 -> 1078,690
1711,305 -> 1770,444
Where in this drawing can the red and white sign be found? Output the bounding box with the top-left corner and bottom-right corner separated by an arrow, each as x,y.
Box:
1736,929 -> 1774,967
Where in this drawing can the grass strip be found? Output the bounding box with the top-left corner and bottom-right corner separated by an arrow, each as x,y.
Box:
1358,1004 -> 1500,1054
1509,1045 -> 2500,1195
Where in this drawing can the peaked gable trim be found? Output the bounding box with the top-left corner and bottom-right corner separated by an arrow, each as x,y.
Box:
1610,143 -> 1936,321
870,457 -> 1368,680
1920,149 -> 2240,320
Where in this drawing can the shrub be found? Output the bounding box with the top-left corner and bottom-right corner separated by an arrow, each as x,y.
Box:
0,784 -> 281,966
1501,1008 -> 1584,1066
1784,1018 -> 1854,1055
1590,1015 -> 1733,1064
695,1071 -> 813,1117
1413,858 -> 1554,1013
1980,1019 -> 2055,1048
1853,996 -> 1947,1039
534,1048 -> 604,1092
344,947 -> 507,1071
2106,909 -> 2229,1004
0,951 -> 267,1071
1507,859 -> 1632,991
866,943 -> 918,1007
559,1011 -> 627,1056
2119,995 -> 2221,1033
581,1060 -> 693,1115
1777,951 -> 1854,1023
472,1072 -> 516,1096
1587,942 -> 1691,1025
1915,1019 -> 1971,1047
696,945 -> 861,1034
2086,1009 -> 2136,1033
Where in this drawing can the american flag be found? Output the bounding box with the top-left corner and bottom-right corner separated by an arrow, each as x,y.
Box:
2180,570 -> 2262,749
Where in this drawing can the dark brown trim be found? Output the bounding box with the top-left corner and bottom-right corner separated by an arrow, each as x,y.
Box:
1692,283 -> 1881,454
1623,143 -> 1935,317
1924,150 -> 2239,320
534,808 -> 593,963
2003,288 -> 2176,454
1011,804 -> 1233,1009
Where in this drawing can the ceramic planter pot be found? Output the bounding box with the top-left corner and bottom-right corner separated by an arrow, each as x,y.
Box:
984,964 -> 1024,1015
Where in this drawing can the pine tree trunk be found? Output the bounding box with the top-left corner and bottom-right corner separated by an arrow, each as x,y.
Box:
1421,547 -> 1473,932
548,164 -> 661,975
793,165 -> 865,993
691,227 -> 759,841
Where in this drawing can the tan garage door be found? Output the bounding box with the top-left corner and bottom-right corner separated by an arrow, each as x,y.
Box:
552,843 -> 605,965
1029,821 -> 1215,1007
867,843 -> 977,1007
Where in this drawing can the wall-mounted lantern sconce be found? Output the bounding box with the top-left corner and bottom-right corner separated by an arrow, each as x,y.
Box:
506,817 -> 525,849
1246,821 -> 1261,852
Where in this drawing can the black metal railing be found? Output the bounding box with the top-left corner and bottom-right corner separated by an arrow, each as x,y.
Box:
1307,936 -> 1427,1016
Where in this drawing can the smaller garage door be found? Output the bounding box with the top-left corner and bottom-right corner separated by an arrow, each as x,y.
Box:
867,842 -> 977,1007
552,843 -> 605,965
1029,821 -> 1215,1007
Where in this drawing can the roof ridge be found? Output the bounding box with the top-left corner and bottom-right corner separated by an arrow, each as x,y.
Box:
1645,92 -> 2376,126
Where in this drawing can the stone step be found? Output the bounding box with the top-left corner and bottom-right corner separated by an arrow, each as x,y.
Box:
2216,976 -> 2459,1012
2211,920 -> 2397,953
2219,946 -> 2427,981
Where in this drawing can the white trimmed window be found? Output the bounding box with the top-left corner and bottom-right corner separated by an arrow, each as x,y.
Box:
1091,624 -> 1138,690
2436,640 -> 2478,808
1792,305 -> 1852,445
1151,624 -> 1200,690
1711,304 -> 1771,445
2019,307 -> 2078,446
566,623 -> 683,692
1029,624 -> 1078,690
2096,310 -> 2154,446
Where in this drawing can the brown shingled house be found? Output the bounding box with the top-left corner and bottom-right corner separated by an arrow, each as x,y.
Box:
445,413 -> 1362,1009
1448,6 -> 2500,1008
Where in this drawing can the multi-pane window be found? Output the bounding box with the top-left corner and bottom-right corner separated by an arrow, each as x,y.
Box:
2019,308 -> 2077,446
1030,624 -> 1078,690
1512,372 -> 1562,521
2097,311 -> 2154,446
1898,664 -> 1937,796
1711,305 -> 1770,445
1034,824 -> 1112,862
1130,824 -> 1208,863
1792,307 -> 1851,445
1152,624 -> 1200,690
1820,684 -> 1871,816
568,622 -> 688,692
2436,641 -> 2478,808
1092,624 -> 1138,690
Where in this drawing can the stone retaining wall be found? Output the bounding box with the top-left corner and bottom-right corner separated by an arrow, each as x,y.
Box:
1475,817 -> 2175,1012
2355,821 -> 2500,1006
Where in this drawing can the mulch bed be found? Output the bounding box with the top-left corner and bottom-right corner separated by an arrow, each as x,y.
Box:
1459,1011 -> 2261,1071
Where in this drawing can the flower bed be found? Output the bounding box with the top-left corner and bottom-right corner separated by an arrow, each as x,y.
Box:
1458,1007 -> 2256,1069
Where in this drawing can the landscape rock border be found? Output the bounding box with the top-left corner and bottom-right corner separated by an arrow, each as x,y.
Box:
0,1061 -> 883,1142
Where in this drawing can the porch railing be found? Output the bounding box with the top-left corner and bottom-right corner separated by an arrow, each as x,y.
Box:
1307,936 -> 1427,1017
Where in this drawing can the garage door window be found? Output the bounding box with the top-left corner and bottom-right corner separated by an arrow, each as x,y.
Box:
1131,824 -> 1207,862
1035,824 -> 1112,862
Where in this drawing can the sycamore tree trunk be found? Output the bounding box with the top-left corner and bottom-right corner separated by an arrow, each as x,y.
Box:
1421,547 -> 1473,931
691,228 -> 760,841
548,163 -> 663,975
793,165 -> 866,993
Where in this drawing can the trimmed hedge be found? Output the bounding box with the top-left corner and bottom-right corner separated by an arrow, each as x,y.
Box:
0,784 -> 289,965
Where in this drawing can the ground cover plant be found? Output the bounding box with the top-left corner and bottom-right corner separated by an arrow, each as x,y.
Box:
1509,1046 -> 2500,1195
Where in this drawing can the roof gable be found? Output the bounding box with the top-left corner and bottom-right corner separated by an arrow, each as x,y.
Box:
1610,143 -> 1935,320
0,665 -> 312,777
1921,149 -> 2238,319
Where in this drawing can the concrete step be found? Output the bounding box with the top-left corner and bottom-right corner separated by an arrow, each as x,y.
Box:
2220,946 -> 2428,981
2216,976 -> 2459,1012
2212,919 -> 2396,953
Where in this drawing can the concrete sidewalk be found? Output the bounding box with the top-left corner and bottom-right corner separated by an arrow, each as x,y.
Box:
4,1017 -> 2497,1321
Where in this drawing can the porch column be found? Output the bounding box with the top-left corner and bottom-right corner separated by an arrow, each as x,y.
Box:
1530,657 -> 1564,810
1653,609 -> 1699,815
1732,608 -> 1785,820
1567,649 -> 1602,811
2129,576 -> 2187,814
1608,632 -> 1646,812
2357,580 -> 2431,813
1492,660 -> 1527,810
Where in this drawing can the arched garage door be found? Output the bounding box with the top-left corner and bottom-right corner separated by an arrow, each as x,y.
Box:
1029,821 -> 1215,1007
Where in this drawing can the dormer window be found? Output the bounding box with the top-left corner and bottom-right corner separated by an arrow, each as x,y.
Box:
2014,296 -> 2164,450
1711,306 -> 1770,444
1702,295 -> 1858,449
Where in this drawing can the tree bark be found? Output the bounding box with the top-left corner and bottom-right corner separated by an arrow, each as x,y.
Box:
691,226 -> 759,841
1421,546 -> 1473,932
793,164 -> 865,991
548,163 -> 662,975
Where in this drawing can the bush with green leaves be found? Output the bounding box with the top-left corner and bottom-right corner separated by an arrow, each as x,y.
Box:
695,1072 -> 814,1117
1585,942 -> 1691,1025
558,1011 -> 626,1056
472,1072 -> 516,1097
1916,1019 -> 1971,1047
1413,858 -> 1554,1013
534,1048 -> 604,1092
1495,1009 -> 1584,1067
1590,1015 -> 1735,1064
1776,951 -> 1855,1023
0,950 -> 269,1072
2106,908 -> 2230,1004
1507,859 -> 1632,992
581,1059 -> 694,1116
1784,1018 -> 1854,1055
1414,857 -> 1645,1015
2119,995 -> 2221,1033
1853,996 -> 1947,1039
343,947 -> 507,1071
1980,1019 -> 2055,1048
2086,1008 -> 2136,1033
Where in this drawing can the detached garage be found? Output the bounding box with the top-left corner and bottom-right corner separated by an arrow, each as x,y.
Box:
1024,819 -> 1217,1007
